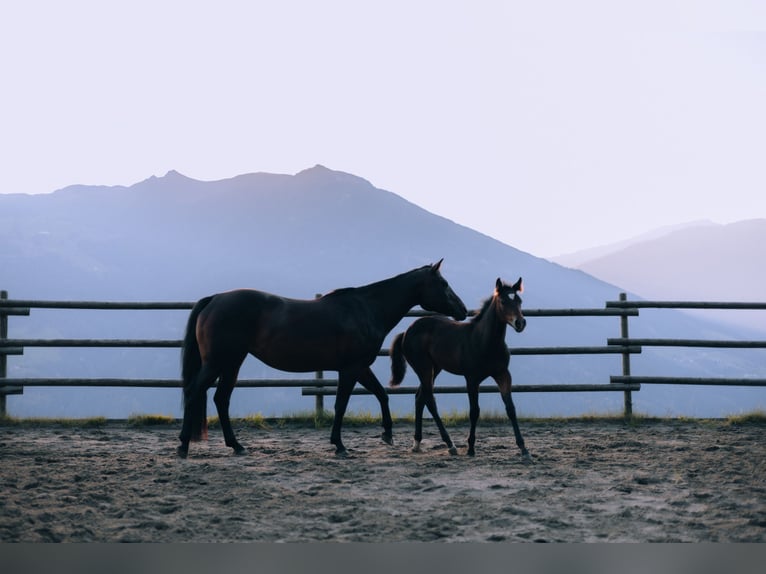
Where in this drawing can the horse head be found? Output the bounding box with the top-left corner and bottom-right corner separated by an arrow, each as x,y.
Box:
418,259 -> 467,321
495,277 -> 526,333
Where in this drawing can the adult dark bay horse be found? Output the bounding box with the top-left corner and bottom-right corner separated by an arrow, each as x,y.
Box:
389,277 -> 530,460
179,260 -> 467,458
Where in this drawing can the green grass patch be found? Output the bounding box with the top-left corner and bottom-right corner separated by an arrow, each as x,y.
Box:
0,416 -> 107,428
726,411 -> 766,425
127,414 -> 177,427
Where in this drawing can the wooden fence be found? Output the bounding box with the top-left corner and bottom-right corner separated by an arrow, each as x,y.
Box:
1,290 -> 764,419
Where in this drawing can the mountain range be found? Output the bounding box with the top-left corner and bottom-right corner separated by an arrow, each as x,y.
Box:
553,219 -> 766,333
1,166 -> 763,418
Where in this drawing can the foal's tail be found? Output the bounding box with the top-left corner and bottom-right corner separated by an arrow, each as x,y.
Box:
389,332 -> 408,387
181,295 -> 214,441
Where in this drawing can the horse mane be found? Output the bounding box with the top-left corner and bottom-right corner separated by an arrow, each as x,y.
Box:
470,296 -> 494,324
322,265 -> 433,299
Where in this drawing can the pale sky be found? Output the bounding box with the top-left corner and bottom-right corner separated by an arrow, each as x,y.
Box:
1,1 -> 764,257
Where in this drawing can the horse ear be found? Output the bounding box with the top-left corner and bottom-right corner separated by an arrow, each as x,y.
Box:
496,278 -> 503,291
432,258 -> 443,272
513,277 -> 524,294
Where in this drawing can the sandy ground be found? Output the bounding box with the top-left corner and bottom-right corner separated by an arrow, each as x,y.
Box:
1,418 -> 764,542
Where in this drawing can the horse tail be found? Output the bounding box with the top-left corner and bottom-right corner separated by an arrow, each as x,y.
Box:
389,332 -> 407,387
181,295 -> 214,441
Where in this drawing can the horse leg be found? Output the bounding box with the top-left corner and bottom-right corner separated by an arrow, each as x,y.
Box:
330,371 -> 356,457
358,367 -> 394,445
413,386 -> 427,452
178,362 -> 219,458
494,371 -> 531,462
466,381 -> 481,456
423,388 -> 457,455
214,362 -> 246,455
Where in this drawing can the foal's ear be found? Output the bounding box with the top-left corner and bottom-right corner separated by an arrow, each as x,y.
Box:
512,277 -> 524,294
496,277 -> 503,292
432,258 -> 444,272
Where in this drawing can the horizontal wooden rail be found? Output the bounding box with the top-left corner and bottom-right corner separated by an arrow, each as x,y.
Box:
0,347 -> 24,355
301,383 -> 641,396
376,345 -> 642,357
611,376 -> 766,387
0,308 -> 31,316
0,378 -> 337,388
0,339 -> 183,348
0,300 -> 193,310
608,338 -> 766,348
522,308 -> 638,317
511,346 -> 641,356
607,301 -> 766,310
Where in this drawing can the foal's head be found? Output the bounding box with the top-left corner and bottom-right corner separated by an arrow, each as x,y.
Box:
494,277 -> 525,333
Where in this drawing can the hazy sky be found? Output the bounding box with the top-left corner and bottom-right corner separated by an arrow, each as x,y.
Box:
1,1 -> 764,256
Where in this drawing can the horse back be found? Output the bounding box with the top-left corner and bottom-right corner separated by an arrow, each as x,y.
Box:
197,288 -> 384,372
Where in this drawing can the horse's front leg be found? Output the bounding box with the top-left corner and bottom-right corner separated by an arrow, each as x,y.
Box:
330,371 -> 356,457
494,371 -> 531,462
466,382 -> 480,456
358,367 -> 393,446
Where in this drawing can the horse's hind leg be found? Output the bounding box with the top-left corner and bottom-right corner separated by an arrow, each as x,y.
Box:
413,386 -> 427,452
422,387 -> 457,455
214,362 -> 246,455
466,382 -> 481,456
178,362 -> 219,458
358,367 -> 393,445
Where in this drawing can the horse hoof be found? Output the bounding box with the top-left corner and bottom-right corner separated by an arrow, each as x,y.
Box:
335,447 -> 349,458
448,446 -> 458,456
381,432 -> 394,446
233,446 -> 247,456
521,452 -> 534,464
177,446 -> 189,459
467,448 -> 476,457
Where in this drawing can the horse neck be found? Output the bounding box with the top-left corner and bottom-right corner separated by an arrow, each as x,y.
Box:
362,269 -> 422,330
472,297 -> 507,347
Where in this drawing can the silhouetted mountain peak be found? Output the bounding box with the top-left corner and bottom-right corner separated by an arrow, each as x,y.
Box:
295,164 -> 375,190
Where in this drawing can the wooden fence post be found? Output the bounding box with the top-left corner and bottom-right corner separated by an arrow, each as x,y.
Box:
314,294 -> 325,420
1,291 -> 7,417
619,293 -> 633,418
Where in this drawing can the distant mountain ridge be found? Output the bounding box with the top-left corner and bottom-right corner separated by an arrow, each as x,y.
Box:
551,220 -> 717,267
554,219 -> 766,333
1,166 -> 763,418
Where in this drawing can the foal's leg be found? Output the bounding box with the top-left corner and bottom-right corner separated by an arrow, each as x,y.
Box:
330,370 -> 356,457
358,367 -> 393,445
214,362 -> 246,455
413,386 -> 427,452
410,364 -> 437,453
466,380 -> 481,456
494,370 -> 531,461
422,386 -> 457,455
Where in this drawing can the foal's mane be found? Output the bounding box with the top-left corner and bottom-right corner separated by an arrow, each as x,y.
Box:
471,282 -> 518,324
470,296 -> 495,324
